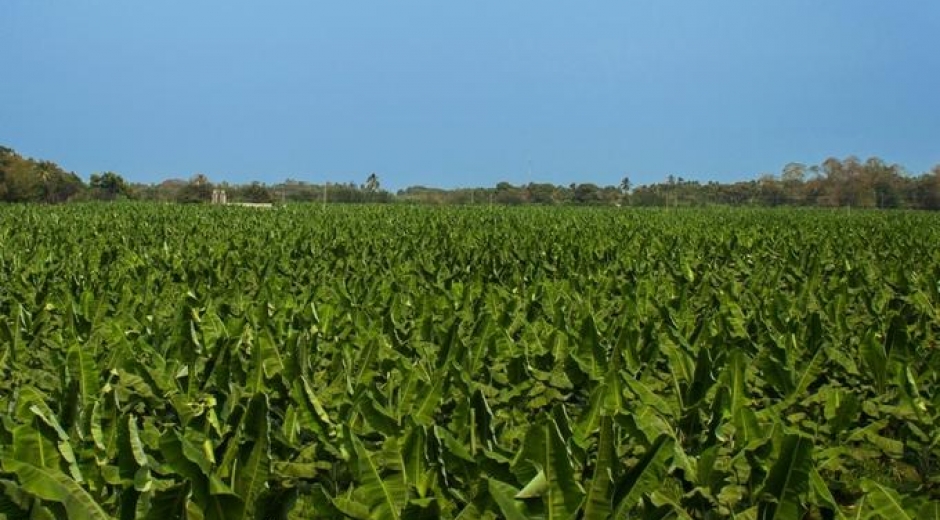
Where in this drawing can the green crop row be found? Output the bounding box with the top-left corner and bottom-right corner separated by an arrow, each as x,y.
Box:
1,204 -> 938,519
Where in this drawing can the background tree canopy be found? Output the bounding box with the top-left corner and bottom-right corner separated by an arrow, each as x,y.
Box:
1,145 -> 939,209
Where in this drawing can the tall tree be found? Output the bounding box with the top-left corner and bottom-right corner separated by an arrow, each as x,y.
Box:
573,183 -> 602,204
236,182 -> 274,203
619,176 -> 632,193
89,171 -> 130,200
177,174 -> 213,203
364,172 -> 380,192
781,163 -> 806,204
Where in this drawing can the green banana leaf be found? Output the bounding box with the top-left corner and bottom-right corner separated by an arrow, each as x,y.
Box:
757,433 -> 814,520
2,460 -> 111,520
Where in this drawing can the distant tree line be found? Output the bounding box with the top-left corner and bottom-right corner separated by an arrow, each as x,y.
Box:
395,182 -> 625,205
2,145 -> 938,209
0,146 -> 86,203
0,146 -> 394,204
131,176 -> 394,204
397,158 -> 940,210
628,158 -> 940,210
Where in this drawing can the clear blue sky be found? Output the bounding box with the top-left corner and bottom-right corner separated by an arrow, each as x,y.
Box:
2,1 -> 938,190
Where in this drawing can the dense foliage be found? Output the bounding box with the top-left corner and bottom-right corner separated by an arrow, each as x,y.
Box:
0,147 -> 85,203
4,145 -> 940,209
1,204 -> 939,519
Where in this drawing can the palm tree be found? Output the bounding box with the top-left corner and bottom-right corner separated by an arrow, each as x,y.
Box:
619,176 -> 631,194
620,176 -> 632,207
364,173 -> 379,192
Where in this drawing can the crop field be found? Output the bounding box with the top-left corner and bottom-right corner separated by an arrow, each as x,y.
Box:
1,204 -> 939,519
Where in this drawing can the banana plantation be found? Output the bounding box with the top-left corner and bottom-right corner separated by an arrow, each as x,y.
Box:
1,204 -> 938,519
